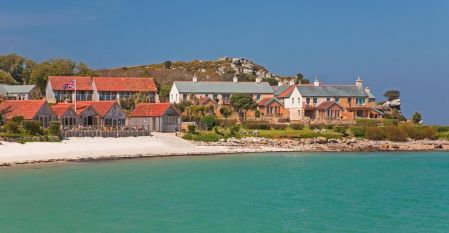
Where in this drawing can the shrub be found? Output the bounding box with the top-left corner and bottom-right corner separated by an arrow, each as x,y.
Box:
356,119 -> 380,127
416,127 -> 438,140
183,132 -> 221,142
385,126 -> 408,142
11,116 -> 24,124
290,123 -> 304,130
22,120 -> 43,135
187,124 -> 196,133
4,121 -> 20,134
309,124 -> 325,130
351,127 -> 366,137
255,110 -> 261,118
229,124 -> 240,136
365,127 -> 386,141
200,115 -> 217,130
433,126 -> 449,133
383,119 -> 399,127
48,121 -> 60,136
399,124 -> 418,139
277,118 -> 290,123
244,123 -> 270,130
271,124 -> 287,130
334,125 -> 349,136
412,112 -> 422,123
216,119 -> 238,127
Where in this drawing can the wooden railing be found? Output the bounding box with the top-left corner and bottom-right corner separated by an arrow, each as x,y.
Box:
61,129 -> 151,138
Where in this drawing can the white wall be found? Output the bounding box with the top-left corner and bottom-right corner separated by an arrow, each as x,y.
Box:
45,81 -> 56,103
169,84 -> 179,103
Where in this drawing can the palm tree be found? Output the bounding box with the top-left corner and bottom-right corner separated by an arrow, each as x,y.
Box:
0,106 -> 11,125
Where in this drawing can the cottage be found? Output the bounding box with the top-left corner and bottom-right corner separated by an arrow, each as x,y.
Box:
128,103 -> 181,132
275,77 -> 381,121
46,76 -> 158,103
46,76 -> 93,102
76,101 -> 127,128
92,77 -> 158,102
0,84 -> 37,100
170,76 -> 274,105
257,97 -> 288,118
51,103 -> 79,128
0,100 -> 56,127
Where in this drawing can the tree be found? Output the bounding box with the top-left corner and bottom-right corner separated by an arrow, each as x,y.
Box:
384,90 -> 400,101
158,85 -> 171,102
262,77 -> 278,86
0,69 -> 17,84
230,93 -> 256,122
295,73 -> 310,84
163,61 -> 172,69
29,58 -> 77,93
0,106 -> 11,125
412,112 -> 422,124
200,115 -> 216,130
76,62 -> 96,76
0,53 -> 35,84
219,106 -> 233,119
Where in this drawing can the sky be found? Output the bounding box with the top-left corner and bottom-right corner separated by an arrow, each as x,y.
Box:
1,0 -> 449,124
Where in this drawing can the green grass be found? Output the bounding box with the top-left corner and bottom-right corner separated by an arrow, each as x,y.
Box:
247,129 -> 342,139
438,132 -> 449,140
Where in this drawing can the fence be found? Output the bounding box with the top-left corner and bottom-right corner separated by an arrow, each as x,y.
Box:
61,129 -> 151,138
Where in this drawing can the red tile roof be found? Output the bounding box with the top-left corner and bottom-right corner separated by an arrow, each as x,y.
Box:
93,77 -> 157,92
51,103 -> 73,118
0,100 -> 48,120
306,101 -> 344,111
130,103 -> 178,117
277,85 -> 296,98
48,76 -> 93,91
75,101 -> 118,117
257,97 -> 283,107
198,97 -> 217,105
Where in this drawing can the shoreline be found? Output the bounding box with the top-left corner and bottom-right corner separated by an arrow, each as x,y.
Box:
1,133 -> 448,167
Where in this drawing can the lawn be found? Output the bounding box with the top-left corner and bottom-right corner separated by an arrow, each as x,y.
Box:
245,129 -> 343,139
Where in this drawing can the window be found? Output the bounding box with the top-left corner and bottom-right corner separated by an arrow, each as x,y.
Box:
357,98 -> 366,105
306,98 -> 310,104
326,97 -> 331,101
291,98 -> 294,105
335,97 -> 340,103
313,97 -> 318,104
256,94 -> 261,100
298,98 -> 301,104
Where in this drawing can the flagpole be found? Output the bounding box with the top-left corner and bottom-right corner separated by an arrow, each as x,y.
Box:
74,79 -> 77,113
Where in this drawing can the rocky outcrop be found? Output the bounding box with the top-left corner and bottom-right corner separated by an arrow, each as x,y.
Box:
200,137 -> 449,152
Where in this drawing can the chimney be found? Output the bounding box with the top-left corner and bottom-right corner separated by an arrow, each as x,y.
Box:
233,76 -> 238,83
314,76 -> 320,87
192,74 -> 198,83
356,76 -> 363,87
255,77 -> 262,83
365,86 -> 371,96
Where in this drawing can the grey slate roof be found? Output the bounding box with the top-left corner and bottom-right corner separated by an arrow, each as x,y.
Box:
298,85 -> 368,97
174,81 -> 274,94
272,85 -> 291,96
0,84 -> 35,94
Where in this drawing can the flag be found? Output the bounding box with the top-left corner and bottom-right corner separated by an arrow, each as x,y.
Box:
63,80 -> 75,89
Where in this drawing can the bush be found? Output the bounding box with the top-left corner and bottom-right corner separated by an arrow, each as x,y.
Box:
22,120 -> 43,135
244,123 -> 270,130
290,123 -> 304,130
187,124 -> 196,133
48,121 -> 60,136
229,125 -> 240,136
433,126 -> 449,133
183,132 -> 221,142
309,124 -> 325,130
200,115 -> 217,130
4,121 -> 20,134
11,116 -> 24,124
277,118 -> 290,123
365,127 -> 386,141
216,119 -> 238,127
356,119 -> 380,127
334,125 -> 349,136
271,124 -> 287,130
351,127 -> 366,137
383,119 -> 399,127
385,126 -> 408,142
399,124 -> 418,139
416,127 -> 438,140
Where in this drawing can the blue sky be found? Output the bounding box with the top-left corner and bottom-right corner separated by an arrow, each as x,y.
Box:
1,0 -> 449,124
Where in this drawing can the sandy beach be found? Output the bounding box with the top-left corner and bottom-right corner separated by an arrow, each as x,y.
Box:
0,133 -> 250,165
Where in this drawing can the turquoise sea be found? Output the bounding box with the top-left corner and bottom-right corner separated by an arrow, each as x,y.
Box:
1,152 -> 449,233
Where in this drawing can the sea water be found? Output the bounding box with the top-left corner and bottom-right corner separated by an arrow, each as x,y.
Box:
0,152 -> 448,233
